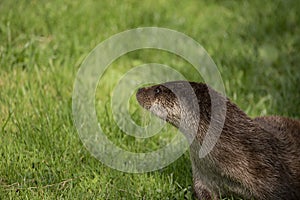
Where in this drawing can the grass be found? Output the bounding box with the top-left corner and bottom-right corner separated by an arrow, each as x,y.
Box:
0,0 -> 299,199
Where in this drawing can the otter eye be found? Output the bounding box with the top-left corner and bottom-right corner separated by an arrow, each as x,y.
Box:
154,87 -> 161,95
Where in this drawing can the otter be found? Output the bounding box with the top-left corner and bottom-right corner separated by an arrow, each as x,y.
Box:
136,81 -> 300,200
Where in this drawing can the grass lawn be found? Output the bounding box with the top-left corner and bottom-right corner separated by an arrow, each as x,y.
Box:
1,0 -> 299,199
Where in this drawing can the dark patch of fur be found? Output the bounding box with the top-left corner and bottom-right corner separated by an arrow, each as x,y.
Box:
136,81 -> 300,200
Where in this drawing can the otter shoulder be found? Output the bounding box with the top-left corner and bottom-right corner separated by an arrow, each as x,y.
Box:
254,116 -> 300,133
254,116 -> 300,147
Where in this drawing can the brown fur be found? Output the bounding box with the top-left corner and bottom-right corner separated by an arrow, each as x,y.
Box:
136,81 -> 300,200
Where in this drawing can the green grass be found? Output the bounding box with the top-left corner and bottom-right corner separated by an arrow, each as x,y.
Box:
0,0 -> 299,199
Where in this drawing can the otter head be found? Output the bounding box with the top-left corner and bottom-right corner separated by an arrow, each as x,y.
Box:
136,81 -> 204,132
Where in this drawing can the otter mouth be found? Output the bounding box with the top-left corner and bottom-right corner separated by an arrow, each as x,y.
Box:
136,87 -> 148,108
136,87 -> 168,122
136,86 -> 163,109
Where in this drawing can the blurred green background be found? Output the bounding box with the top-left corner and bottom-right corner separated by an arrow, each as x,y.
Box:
0,0 -> 299,199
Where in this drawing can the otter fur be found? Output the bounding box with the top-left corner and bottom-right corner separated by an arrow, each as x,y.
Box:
136,81 -> 300,200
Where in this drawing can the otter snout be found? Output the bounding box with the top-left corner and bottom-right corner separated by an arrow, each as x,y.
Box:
136,87 -> 148,108
136,87 -> 143,101
136,88 -> 144,97
136,86 -> 158,110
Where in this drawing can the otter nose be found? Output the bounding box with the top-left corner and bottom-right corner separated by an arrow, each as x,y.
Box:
136,88 -> 145,105
137,88 -> 144,95
136,88 -> 143,99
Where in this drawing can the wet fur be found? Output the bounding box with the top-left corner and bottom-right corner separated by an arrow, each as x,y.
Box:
136,81 -> 300,200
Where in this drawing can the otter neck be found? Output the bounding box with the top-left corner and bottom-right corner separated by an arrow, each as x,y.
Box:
193,100 -> 254,143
